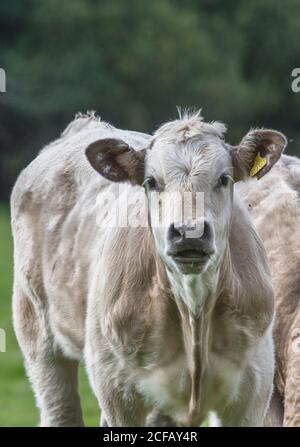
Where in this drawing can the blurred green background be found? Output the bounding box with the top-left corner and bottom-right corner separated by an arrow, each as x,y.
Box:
1,0 -> 300,426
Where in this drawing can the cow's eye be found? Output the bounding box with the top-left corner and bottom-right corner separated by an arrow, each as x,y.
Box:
143,176 -> 158,191
218,174 -> 230,188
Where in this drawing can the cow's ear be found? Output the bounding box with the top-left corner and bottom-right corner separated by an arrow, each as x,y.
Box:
230,129 -> 287,181
86,138 -> 146,185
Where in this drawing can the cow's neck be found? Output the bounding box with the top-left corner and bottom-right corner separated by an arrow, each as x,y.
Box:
164,254 -> 226,425
167,269 -> 219,317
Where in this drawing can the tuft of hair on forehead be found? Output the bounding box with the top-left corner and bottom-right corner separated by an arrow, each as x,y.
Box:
153,108 -> 227,144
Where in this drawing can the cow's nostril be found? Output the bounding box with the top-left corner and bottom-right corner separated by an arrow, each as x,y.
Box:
201,221 -> 212,241
168,223 -> 184,243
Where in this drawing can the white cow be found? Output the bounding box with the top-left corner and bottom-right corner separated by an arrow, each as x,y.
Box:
11,111 -> 286,426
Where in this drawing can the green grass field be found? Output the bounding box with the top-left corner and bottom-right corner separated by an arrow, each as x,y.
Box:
0,203 -> 99,426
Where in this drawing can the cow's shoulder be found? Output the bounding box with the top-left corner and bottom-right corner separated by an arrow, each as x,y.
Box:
225,193 -> 274,332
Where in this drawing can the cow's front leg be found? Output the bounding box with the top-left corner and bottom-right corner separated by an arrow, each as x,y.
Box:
146,409 -> 177,427
85,345 -> 147,426
219,353 -> 274,427
99,382 -> 147,427
220,388 -> 273,427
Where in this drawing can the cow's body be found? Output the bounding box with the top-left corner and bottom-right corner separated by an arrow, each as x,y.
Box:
11,113 -> 279,426
238,155 -> 300,426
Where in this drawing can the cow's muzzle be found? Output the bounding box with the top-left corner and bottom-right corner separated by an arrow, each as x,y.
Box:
166,220 -> 215,266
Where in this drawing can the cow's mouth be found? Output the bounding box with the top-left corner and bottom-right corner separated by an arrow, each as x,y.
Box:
168,248 -> 211,264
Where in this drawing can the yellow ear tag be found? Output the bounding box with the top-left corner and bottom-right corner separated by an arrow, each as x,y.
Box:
249,152 -> 267,177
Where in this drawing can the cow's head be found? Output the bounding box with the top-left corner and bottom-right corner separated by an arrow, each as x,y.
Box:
86,111 -> 286,276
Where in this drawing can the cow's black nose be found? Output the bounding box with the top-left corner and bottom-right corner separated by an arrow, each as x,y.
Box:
168,220 -> 212,243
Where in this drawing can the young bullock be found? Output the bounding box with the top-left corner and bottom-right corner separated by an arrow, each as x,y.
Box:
11,111 -> 286,426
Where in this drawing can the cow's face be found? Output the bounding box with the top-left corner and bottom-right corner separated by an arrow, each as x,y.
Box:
86,112 -> 286,276
143,136 -> 233,275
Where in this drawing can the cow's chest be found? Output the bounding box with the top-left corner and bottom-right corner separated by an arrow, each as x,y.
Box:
137,355 -> 191,421
136,349 -> 243,425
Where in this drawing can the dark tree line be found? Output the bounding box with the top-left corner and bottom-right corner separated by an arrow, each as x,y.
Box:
1,0 -> 300,200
